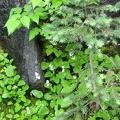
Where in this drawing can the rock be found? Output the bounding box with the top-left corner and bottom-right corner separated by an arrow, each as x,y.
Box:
0,0 -> 45,91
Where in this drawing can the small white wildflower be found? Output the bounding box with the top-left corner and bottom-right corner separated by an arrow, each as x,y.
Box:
62,66 -> 65,72
49,64 -> 54,71
71,56 -> 76,60
69,52 -> 74,56
13,85 -> 17,89
46,80 -> 49,87
73,75 -> 77,79
26,107 -> 30,114
35,72 -> 40,79
100,74 -> 105,79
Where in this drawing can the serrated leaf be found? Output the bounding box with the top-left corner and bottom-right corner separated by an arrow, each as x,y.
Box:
10,7 -> 22,16
24,4 -> 32,12
30,0 -> 42,8
29,27 -> 39,40
29,13 -> 39,24
20,16 -> 30,29
5,65 -> 16,77
52,0 -> 62,9
5,19 -> 21,35
31,90 -> 43,98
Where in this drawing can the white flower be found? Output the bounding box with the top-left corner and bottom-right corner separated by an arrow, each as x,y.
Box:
49,64 -> 54,71
69,52 -> 74,56
26,107 -> 30,114
13,85 -> 17,89
71,56 -> 76,60
46,80 -> 49,87
73,75 -> 77,79
62,66 -> 65,72
35,72 -> 40,79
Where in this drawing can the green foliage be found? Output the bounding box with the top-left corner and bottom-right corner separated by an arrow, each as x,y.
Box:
5,0 -> 120,49
0,45 -> 120,119
3,0 -> 120,119
41,44 -> 120,119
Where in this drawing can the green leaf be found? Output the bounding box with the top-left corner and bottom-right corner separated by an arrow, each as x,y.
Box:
18,80 -> 26,86
61,84 -> 76,94
46,48 -> 53,56
15,103 -> 22,112
45,71 -> 53,77
60,97 -> 72,108
0,54 -> 4,61
24,4 -> 32,12
30,0 -> 42,8
31,90 -> 43,98
10,7 -> 22,16
52,0 -> 63,9
5,19 -> 21,35
29,13 -> 39,24
21,96 -> 27,102
41,62 -> 49,70
53,48 -> 62,57
65,44 -> 76,51
5,65 -> 16,77
2,92 -> 9,98
20,16 -> 30,29
29,27 -> 39,40
44,93 -> 52,100
38,106 -> 49,115
6,114 -> 13,119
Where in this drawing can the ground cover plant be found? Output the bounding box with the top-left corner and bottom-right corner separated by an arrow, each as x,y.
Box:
2,0 -> 120,119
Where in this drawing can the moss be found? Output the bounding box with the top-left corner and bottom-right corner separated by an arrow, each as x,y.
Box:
0,45 -> 4,53
101,45 -> 118,57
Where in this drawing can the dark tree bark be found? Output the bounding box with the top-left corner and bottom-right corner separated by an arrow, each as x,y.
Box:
0,0 -> 45,91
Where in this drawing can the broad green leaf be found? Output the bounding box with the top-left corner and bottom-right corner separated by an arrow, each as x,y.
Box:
5,19 -> 21,35
15,103 -> 22,112
60,97 -> 72,108
38,106 -> 49,115
29,13 -> 39,24
45,71 -> 53,77
29,27 -> 39,40
61,84 -> 76,94
0,74 -> 4,79
6,114 -> 13,119
65,44 -> 76,51
31,90 -> 43,98
46,48 -> 53,56
20,16 -> 30,29
0,54 -> 4,61
41,62 -> 49,70
53,48 -> 62,57
10,7 -> 22,16
18,80 -> 26,86
52,0 -> 63,9
21,96 -> 27,102
5,65 -> 16,77
24,4 -> 32,12
44,93 -> 52,100
2,92 -> 9,98
30,0 -> 42,8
